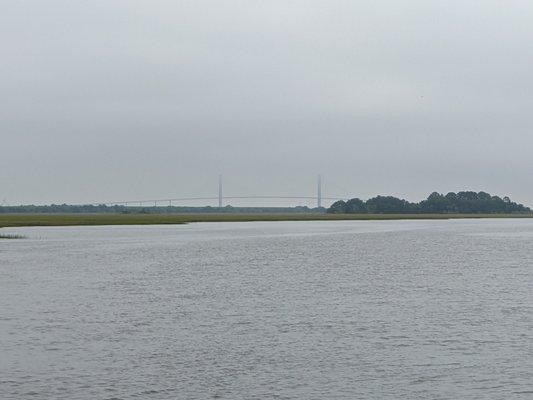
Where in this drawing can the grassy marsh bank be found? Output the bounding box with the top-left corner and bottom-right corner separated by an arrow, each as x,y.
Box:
1,213 -> 533,228
0,233 -> 26,239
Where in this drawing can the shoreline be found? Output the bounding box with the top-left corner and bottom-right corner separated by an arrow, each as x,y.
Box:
1,213 -> 533,229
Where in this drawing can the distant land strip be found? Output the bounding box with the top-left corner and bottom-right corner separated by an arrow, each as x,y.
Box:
1,213 -> 533,229
1,191 -> 530,228
328,191 -> 530,214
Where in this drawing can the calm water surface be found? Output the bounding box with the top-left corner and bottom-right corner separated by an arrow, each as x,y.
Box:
1,219 -> 532,399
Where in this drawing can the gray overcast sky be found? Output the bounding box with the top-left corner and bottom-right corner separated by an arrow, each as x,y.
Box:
2,0 -> 533,206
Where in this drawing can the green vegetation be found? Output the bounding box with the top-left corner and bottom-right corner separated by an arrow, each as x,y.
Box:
1,212 -> 532,228
328,191 -> 530,214
0,233 -> 26,239
0,214 -> 187,228
0,191 -> 530,228
0,204 -> 322,214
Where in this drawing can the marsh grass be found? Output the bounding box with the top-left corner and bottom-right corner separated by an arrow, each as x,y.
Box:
0,233 -> 26,239
0,212 -> 532,228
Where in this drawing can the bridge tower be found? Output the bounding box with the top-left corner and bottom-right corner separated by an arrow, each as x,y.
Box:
317,174 -> 322,208
218,174 -> 223,208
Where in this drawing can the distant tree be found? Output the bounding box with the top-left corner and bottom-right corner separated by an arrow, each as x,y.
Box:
327,200 -> 347,214
345,198 -> 366,213
490,196 -> 505,213
326,191 -> 530,214
477,191 -> 491,201
365,196 -> 412,213
419,192 -> 449,213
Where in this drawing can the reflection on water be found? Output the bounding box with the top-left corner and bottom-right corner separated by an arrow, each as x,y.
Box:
1,220 -> 532,399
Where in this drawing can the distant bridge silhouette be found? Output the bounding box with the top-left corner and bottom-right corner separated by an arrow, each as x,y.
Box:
92,176 -> 345,208
94,195 -> 344,207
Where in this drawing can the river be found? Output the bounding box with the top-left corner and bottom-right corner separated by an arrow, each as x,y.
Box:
1,219 -> 532,399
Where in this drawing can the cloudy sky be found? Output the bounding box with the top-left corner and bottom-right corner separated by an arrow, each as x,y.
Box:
2,0 -> 533,206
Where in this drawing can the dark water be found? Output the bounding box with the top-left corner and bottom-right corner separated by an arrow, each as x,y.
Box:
1,220 -> 532,399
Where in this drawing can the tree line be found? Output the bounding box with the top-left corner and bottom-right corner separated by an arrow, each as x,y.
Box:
0,204 -> 322,214
328,191 -> 530,214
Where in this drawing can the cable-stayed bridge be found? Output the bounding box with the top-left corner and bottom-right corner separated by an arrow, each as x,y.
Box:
92,175 -> 345,208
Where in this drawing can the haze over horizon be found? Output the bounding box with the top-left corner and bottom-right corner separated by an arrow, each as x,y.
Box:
2,1 -> 533,207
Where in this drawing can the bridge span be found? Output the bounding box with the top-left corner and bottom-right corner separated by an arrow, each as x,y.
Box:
93,176 -> 345,208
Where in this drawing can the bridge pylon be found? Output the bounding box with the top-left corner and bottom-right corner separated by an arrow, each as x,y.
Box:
317,174 -> 322,208
218,174 -> 223,208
